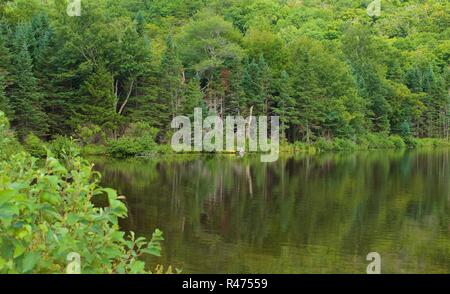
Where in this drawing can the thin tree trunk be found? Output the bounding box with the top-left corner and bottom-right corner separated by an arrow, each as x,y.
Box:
118,79 -> 135,115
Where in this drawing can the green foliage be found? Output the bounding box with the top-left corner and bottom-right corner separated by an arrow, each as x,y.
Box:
333,138 -> 358,152
314,138 -> 336,153
314,138 -> 357,153
107,123 -> 162,158
362,133 -> 391,149
75,124 -> 106,146
0,111 -> 22,160
0,75 -> 9,115
9,23 -> 48,140
22,133 -> 46,158
124,122 -> 159,139
281,141 -> 316,154
414,138 -> 450,148
389,135 -> 406,149
287,134 -> 408,153
81,144 -> 108,156
287,36 -> 365,141
0,33 -> 8,79
0,112 -> 164,274
0,0 -> 448,151
48,136 -> 80,159
403,136 -> 419,148
107,137 -> 145,158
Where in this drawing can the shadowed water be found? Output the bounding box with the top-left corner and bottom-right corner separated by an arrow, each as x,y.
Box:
91,149 -> 450,273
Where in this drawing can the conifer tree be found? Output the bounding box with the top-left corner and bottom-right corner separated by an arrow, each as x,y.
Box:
0,32 -> 12,116
0,75 -> 8,115
9,25 -> 48,140
182,78 -> 205,118
273,70 -> 296,139
256,54 -> 272,116
160,35 -> 184,118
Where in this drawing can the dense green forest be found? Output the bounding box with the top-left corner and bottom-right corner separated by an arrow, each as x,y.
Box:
0,0 -> 448,150
0,0 -> 449,274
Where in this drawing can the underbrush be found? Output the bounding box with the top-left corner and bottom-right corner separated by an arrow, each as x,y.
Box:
285,133 -> 449,154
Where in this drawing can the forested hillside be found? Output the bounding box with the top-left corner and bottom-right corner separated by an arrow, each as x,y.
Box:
0,0 -> 448,144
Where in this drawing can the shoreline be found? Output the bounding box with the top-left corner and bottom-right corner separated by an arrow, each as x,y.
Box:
81,137 -> 450,159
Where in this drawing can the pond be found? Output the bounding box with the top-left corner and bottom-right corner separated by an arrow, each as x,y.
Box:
91,149 -> 450,273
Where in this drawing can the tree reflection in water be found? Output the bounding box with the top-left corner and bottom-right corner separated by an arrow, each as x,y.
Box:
91,149 -> 450,273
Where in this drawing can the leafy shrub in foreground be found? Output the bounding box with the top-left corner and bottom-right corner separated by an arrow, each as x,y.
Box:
0,112 -> 164,273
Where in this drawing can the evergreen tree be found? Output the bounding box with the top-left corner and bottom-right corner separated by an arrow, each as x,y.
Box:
0,0 -> 448,144
342,25 -> 391,134
256,54 -> 272,116
28,13 -> 53,68
9,28 -> 48,140
135,11 -> 146,37
0,75 -> 8,115
407,63 -> 448,137
288,37 -> 364,141
160,35 -> 184,118
224,61 -> 245,115
242,56 -> 272,116
241,57 -> 259,115
182,78 -> 205,118
273,70 -> 296,139
0,30 -> 12,116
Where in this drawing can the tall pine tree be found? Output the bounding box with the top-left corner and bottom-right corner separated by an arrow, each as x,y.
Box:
160,35 -> 184,118
9,24 -> 48,140
0,31 -> 12,115
273,70 -> 296,140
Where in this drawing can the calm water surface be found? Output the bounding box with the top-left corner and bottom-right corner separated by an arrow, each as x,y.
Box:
91,149 -> 450,273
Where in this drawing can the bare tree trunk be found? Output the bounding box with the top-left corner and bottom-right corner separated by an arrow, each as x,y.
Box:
118,79 -> 135,115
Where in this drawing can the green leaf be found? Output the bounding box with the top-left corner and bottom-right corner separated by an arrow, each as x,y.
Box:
151,229 -> 164,242
13,244 -> 26,258
40,192 -> 62,205
0,190 -> 15,208
102,188 -> 117,202
22,252 -> 40,273
0,257 -> 6,271
0,203 -> 20,220
129,260 -> 145,274
142,246 -> 161,257
46,176 -> 59,188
